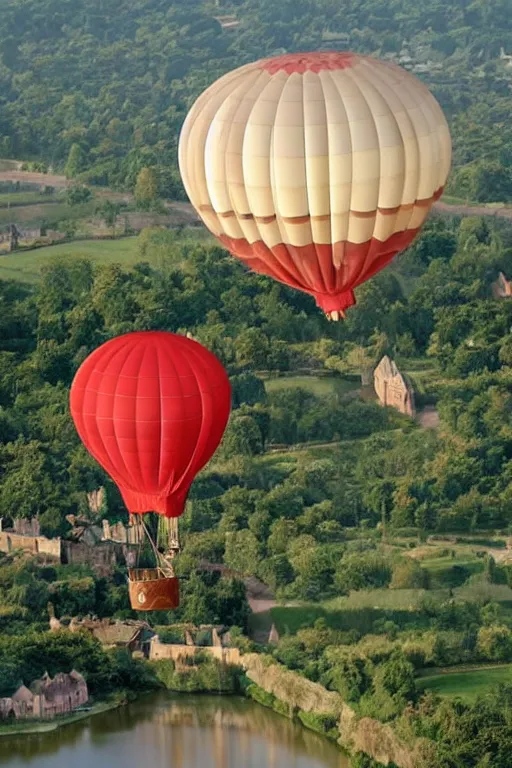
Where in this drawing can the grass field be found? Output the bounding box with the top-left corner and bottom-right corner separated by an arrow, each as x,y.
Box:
440,194 -> 478,206
0,191 -> 58,206
0,200 -> 96,227
0,159 -> 20,171
0,237 -> 141,282
269,588 -> 448,636
0,228 -> 211,283
418,665 -> 512,702
264,375 -> 359,396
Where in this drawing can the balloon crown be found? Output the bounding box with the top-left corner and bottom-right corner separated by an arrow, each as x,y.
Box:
258,51 -> 356,75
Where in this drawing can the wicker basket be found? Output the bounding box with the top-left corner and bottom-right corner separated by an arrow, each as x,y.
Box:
128,568 -> 179,611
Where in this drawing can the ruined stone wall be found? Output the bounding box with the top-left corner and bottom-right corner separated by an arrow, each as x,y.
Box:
63,541 -> 118,576
0,531 -> 61,559
149,637 -> 241,666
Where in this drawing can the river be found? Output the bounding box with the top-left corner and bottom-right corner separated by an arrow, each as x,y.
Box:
0,693 -> 350,768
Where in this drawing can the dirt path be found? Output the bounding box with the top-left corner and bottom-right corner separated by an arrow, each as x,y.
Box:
417,406 -> 440,429
1,169 -> 511,222
0,170 -> 69,188
434,201 -> 512,220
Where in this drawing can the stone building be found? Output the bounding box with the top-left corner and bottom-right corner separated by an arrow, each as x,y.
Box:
62,522 -> 138,576
373,356 -> 415,417
70,618 -> 153,654
102,516 -> 143,546
0,516 -> 136,576
492,272 -> 512,299
149,625 -> 241,667
0,671 -> 88,721
0,518 -> 61,560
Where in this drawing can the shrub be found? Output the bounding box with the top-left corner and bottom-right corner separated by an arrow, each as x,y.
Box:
297,710 -> 339,740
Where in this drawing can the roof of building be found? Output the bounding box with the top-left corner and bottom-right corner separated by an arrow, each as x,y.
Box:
92,622 -> 145,646
12,685 -> 33,702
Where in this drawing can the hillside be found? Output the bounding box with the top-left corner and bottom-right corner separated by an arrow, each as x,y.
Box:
0,0 -> 511,202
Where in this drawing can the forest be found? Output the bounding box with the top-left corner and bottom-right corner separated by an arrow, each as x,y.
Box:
0,0 -> 511,201
2,213 -> 512,763
1,0 -> 512,765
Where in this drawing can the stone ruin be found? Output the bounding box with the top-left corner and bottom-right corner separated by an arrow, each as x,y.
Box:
0,671 -> 88,721
373,356 -> 415,417
492,272 -> 512,299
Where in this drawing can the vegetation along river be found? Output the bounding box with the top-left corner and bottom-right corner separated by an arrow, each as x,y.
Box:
0,693 -> 349,768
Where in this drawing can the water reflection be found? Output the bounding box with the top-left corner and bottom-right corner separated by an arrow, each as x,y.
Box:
1,694 -> 349,768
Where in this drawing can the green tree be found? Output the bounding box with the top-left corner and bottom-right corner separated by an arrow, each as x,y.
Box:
96,200 -> 122,237
224,530 -> 260,575
65,144 -> 86,178
334,552 -> 392,593
134,167 -> 159,210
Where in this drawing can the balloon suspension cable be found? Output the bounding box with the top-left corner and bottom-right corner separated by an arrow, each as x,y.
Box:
133,514 -> 145,569
141,517 -> 175,578
325,310 -> 346,322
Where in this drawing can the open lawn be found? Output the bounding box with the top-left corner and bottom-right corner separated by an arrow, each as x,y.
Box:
0,190 -> 58,206
264,375 -> 359,397
0,201 -> 95,227
418,665 -> 512,702
0,230 -> 208,283
0,237 -> 140,282
270,589 -> 448,636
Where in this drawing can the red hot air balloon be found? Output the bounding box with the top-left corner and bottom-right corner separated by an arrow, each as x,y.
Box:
70,331 -> 231,611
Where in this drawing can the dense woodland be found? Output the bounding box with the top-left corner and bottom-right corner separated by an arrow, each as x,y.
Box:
3,214 -> 512,761
2,0 -> 512,764
0,0 -> 511,200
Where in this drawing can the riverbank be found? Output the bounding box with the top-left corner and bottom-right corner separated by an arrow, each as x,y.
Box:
0,692 -> 131,738
242,653 -> 433,768
1,692 -> 348,768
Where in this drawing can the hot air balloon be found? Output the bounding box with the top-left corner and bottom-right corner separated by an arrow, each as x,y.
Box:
179,51 -> 451,319
70,331 -> 231,611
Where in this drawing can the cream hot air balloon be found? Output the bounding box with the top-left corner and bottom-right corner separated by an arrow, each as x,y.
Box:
179,51 -> 451,319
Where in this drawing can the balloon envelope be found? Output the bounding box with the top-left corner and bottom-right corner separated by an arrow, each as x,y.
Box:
70,331 -> 231,517
179,51 -> 451,318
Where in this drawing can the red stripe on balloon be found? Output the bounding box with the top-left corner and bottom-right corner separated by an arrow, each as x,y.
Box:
218,227 -> 420,314
258,51 -> 356,75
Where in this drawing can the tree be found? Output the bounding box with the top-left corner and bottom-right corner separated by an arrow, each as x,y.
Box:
477,626 -> 512,661
96,200 -> 122,237
65,185 -> 92,206
224,530 -> 260,575
334,552 -> 392,593
220,414 -> 263,458
322,653 -> 372,702
235,328 -> 270,369
484,554 -> 498,584
390,559 -> 430,590
65,144 -> 86,178
134,167 -> 159,210
374,653 -> 416,700
231,373 -> 266,408
346,346 -> 375,386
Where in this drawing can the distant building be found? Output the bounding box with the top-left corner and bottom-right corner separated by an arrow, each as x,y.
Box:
149,625 -> 241,666
70,618 -> 153,654
0,671 -> 88,721
0,515 -> 137,576
493,272 -> 512,299
214,15 -> 240,30
102,516 -> 143,546
0,518 -> 61,560
268,624 -> 280,646
373,356 -> 415,417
